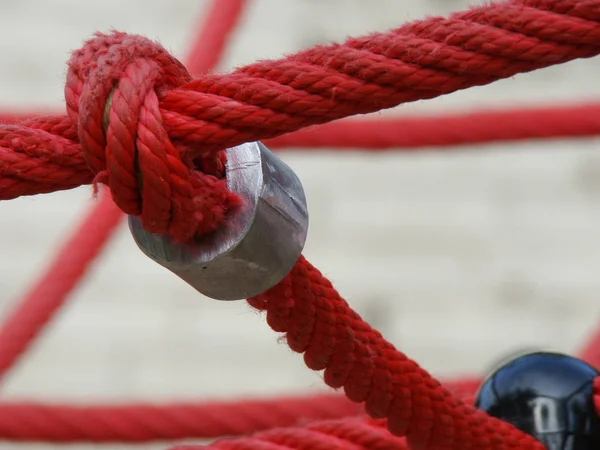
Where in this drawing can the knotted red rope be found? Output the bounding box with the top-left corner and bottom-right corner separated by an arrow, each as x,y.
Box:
66,31 -> 240,242
1,0 -> 600,448
0,0 -> 248,384
3,0 -> 600,245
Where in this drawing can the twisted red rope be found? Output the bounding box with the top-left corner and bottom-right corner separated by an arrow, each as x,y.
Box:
0,0 -> 247,385
0,395 -> 362,443
3,0 -> 600,242
165,383 -> 600,450
1,0 -> 600,448
0,378 -> 480,443
267,102 -> 600,150
9,100 -> 600,152
185,388 -> 600,450
244,256 -> 541,450
196,417 -> 406,450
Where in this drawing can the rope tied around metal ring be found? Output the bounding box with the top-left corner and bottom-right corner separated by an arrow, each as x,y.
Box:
65,31 -> 240,243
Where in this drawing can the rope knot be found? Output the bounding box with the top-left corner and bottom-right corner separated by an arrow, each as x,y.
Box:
65,31 -> 239,242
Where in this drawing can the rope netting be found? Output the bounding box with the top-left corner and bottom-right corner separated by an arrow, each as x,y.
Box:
1,0 -> 600,448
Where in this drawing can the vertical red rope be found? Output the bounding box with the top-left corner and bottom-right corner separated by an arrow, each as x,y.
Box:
0,0 -> 248,382
0,394 -> 362,442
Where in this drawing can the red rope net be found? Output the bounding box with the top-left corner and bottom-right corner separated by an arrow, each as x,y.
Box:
1,0 -> 600,448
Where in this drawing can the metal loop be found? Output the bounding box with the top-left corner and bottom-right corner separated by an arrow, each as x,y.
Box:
129,141 -> 309,300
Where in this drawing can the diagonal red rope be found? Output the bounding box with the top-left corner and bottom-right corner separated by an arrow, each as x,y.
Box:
158,384 -> 600,450
183,0 -> 247,76
579,330 -> 600,369
242,256 -> 541,450
0,0 -> 248,383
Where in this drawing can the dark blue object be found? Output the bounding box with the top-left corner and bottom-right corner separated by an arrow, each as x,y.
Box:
474,351 -> 600,450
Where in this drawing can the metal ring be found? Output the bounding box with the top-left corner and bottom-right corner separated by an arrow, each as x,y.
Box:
128,141 -> 309,300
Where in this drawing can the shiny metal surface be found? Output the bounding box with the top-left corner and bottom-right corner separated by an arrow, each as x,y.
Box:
128,141 -> 309,300
475,352 -> 600,450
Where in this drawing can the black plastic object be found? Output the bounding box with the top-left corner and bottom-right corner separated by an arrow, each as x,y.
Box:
474,351 -> 600,450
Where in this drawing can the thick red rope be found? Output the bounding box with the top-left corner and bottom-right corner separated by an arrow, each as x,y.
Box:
7,101 -> 600,152
0,0 -> 247,382
3,0 -> 600,242
162,385 -> 600,450
244,256 -> 541,450
1,0 -> 600,448
195,417 -> 407,450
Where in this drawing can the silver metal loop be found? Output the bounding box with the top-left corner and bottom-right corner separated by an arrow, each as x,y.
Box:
128,141 -> 309,300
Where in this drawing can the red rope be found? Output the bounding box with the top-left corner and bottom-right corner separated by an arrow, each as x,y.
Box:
0,395 -> 361,443
8,101 -> 600,152
0,0 -> 247,382
580,330 -> 600,369
3,0 -> 600,242
0,378 -> 479,443
0,111 -> 52,123
244,256 -> 541,450
266,102 -> 600,150
1,0 -> 600,448
594,377 -> 600,417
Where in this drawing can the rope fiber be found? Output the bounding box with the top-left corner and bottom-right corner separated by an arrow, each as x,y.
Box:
4,0 -> 600,241
6,101 -> 600,151
1,0 -> 600,448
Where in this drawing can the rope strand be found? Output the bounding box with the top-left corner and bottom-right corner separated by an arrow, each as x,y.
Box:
0,0 -> 248,389
0,378 -> 480,442
6,100 -> 600,152
0,395 -> 360,443
266,102 -> 600,150
246,256 -> 541,450
2,0 -> 600,242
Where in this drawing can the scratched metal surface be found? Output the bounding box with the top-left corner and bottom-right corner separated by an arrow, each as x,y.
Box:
0,0 -> 600,448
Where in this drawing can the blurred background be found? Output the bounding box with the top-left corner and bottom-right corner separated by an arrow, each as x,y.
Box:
1,0 -> 600,447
